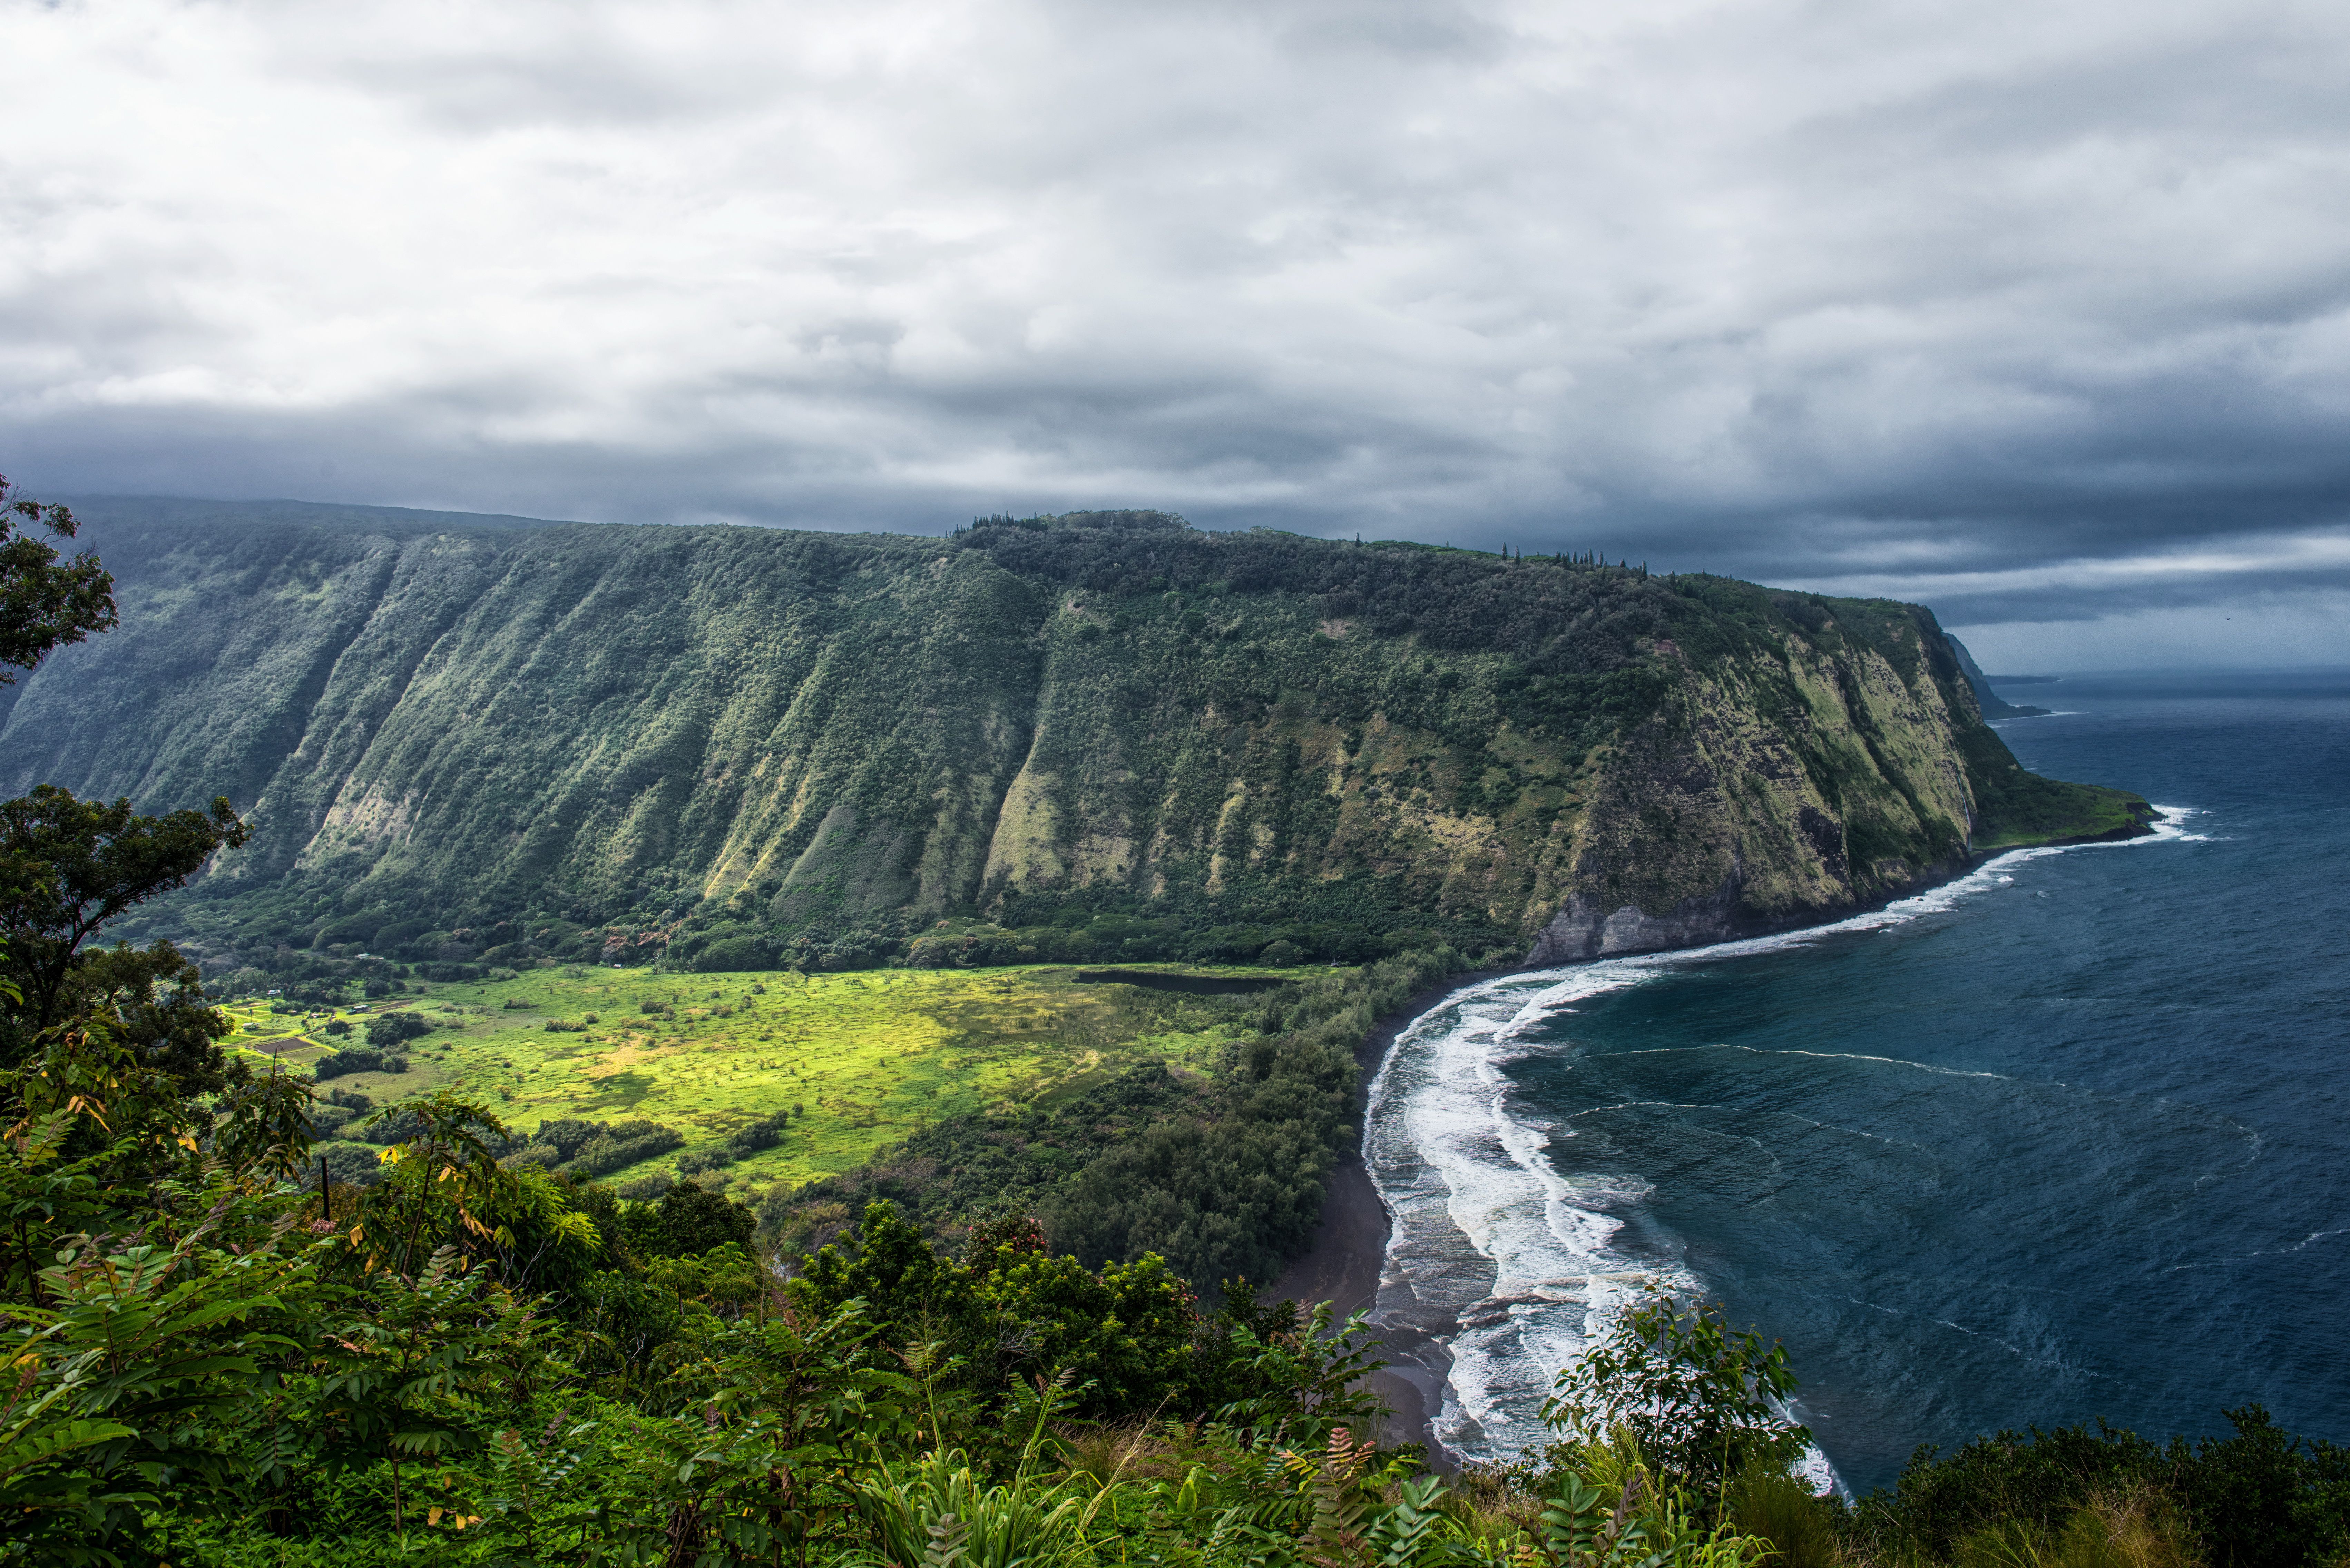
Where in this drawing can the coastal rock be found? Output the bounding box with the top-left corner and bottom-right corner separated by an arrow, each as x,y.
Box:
1528,886 -> 1747,963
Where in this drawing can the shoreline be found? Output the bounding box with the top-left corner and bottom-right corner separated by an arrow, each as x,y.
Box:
1272,968 -> 1507,1463
1268,824 -> 2162,1462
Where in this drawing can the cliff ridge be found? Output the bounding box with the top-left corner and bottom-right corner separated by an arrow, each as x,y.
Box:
0,501 -> 2148,974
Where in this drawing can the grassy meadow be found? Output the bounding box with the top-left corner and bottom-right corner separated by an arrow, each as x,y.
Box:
229,963 -> 1303,1190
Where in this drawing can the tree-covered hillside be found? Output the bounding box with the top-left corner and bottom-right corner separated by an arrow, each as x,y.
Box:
0,500 -> 2145,979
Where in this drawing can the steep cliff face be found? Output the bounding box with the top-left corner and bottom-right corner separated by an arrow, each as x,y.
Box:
0,501 -> 2145,969
1528,690 -> 1933,959
1528,610 -> 2003,962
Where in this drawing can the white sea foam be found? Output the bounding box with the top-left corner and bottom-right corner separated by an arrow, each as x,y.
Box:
1364,968 -> 1691,1459
1363,806 -> 2207,1474
2142,804 -> 2212,842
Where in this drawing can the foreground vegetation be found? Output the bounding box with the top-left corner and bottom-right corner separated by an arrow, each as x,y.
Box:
3,1036 -> 2342,1567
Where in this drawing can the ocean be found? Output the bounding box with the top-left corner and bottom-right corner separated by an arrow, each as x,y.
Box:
1363,670 -> 2350,1494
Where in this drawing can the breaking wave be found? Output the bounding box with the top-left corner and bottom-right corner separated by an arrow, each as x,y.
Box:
1362,809 -> 2204,1476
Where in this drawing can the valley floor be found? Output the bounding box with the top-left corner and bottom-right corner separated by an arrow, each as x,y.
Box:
229,961 -> 1309,1190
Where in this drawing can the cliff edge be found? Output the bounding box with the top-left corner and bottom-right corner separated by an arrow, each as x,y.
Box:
0,503 -> 2147,974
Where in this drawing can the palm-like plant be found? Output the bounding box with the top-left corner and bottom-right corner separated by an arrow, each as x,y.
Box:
1539,1430 -> 1776,1568
857,1372 -> 1121,1568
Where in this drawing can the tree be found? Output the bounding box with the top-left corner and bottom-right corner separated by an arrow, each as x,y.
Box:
0,477 -> 248,1086
1541,1284 -> 1810,1506
978,1248 -> 1196,1414
793,1199 -> 972,1332
365,1010 -> 432,1048
0,785 -> 249,1072
630,1179 -> 758,1260
0,474 -> 116,683
51,940 -> 238,1095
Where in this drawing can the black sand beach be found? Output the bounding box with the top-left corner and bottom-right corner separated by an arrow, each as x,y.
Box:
1272,970 -> 1505,1464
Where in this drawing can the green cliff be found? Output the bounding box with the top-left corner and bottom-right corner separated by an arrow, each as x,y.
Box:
0,501 -> 2146,974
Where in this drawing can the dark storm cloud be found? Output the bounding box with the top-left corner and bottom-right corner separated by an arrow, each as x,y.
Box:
6,0 -> 2350,663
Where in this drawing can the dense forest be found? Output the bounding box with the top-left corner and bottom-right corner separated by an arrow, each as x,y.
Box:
0,499 -> 2144,994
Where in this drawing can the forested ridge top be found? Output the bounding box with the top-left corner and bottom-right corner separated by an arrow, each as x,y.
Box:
0,501 -> 2144,983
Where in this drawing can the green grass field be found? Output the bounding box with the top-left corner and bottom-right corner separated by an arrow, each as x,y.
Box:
230,964 -> 1303,1191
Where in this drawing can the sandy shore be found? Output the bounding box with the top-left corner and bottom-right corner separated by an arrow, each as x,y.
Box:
1271,969 -> 1507,1465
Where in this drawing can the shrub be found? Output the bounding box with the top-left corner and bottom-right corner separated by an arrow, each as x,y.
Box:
573,1269 -> 683,1377
365,1011 -> 432,1048
557,1118 -> 685,1178
627,1181 -> 758,1260
693,935 -> 777,972
1728,1467 -> 1842,1568
615,1174 -> 674,1202
313,1047 -> 408,1081
532,1119 -> 603,1161
306,1103 -> 358,1138
725,1109 -> 793,1156
1850,1406 -> 2350,1568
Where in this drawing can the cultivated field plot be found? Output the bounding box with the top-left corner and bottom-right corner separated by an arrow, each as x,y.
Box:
228,964 -> 1296,1187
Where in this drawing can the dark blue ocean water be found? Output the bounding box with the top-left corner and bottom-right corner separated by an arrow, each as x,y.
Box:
1364,671 -> 2350,1493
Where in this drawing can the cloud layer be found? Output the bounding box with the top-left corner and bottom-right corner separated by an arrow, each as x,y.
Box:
6,0 -> 2350,661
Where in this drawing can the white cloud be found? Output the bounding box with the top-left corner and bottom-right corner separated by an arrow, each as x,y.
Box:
6,0 -> 2350,663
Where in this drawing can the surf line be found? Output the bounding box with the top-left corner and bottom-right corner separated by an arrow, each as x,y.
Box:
1358,807 -> 2205,1470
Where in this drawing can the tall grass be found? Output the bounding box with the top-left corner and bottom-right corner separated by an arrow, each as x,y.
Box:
1947,1491 -> 2200,1568
1730,1466 -> 1847,1568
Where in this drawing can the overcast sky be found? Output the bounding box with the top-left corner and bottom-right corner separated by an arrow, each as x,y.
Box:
7,0 -> 2349,667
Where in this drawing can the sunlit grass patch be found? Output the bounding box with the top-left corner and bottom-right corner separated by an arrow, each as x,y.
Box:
228,963 -> 1309,1189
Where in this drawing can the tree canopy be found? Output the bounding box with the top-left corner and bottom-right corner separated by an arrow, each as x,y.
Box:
0,474 -> 115,682
0,786 -> 248,1057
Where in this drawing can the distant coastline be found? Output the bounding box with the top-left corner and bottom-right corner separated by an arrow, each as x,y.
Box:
1272,810 -> 2165,1460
